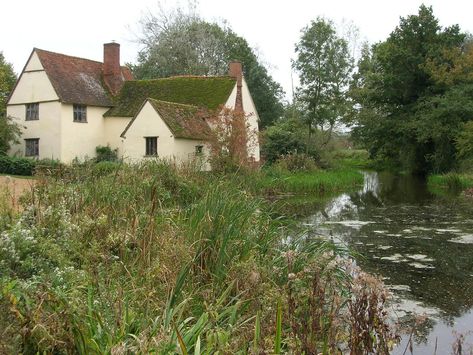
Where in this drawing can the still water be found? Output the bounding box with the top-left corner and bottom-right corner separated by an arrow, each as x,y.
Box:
298,172 -> 473,354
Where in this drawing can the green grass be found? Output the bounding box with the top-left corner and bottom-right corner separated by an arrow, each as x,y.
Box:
428,172 -> 473,191
258,168 -> 364,195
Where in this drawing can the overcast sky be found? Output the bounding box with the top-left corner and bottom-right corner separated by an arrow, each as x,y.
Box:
2,0 -> 473,99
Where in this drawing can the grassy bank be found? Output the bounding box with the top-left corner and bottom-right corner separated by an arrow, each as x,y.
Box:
428,172 -> 473,192
0,161 -> 396,354
258,168 -> 363,195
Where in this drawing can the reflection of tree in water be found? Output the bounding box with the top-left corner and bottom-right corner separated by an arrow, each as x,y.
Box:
398,317 -> 436,347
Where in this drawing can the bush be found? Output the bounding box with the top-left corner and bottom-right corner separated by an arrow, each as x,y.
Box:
261,119 -> 308,163
0,156 -> 35,176
91,160 -> 122,176
95,145 -> 118,162
274,153 -> 318,172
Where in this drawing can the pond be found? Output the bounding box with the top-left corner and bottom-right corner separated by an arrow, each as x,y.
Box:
294,171 -> 473,354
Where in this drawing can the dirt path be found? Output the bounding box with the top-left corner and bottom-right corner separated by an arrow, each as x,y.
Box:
0,175 -> 35,210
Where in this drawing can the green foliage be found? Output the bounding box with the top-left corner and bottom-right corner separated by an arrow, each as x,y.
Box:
351,5 -> 470,174
261,167 -> 363,194
0,156 -> 35,175
261,118 -> 309,163
105,77 -> 236,117
0,52 -> 16,117
274,153 -> 318,173
0,115 -> 21,155
455,120 -> 473,164
133,7 -> 284,128
0,156 -> 62,176
428,172 -> 473,191
0,161 -> 397,353
184,183 -> 277,282
293,17 -> 353,143
95,145 -> 118,162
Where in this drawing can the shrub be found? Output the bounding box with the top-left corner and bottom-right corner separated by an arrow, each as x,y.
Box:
274,153 -> 318,172
261,119 -> 308,163
0,116 -> 21,155
0,156 -> 35,176
95,145 -> 118,162
90,160 -> 122,177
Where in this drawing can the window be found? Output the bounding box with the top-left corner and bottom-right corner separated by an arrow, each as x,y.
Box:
25,138 -> 39,157
26,103 -> 39,120
73,104 -> 87,122
195,145 -> 204,156
145,137 -> 158,156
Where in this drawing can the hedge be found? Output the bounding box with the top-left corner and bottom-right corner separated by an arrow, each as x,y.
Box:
0,156 -> 63,176
0,156 -> 36,176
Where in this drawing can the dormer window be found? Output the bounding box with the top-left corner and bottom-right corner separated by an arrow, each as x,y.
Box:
73,104 -> 87,123
25,103 -> 39,120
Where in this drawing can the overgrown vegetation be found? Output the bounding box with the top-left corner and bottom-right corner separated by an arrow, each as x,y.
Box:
428,173 -> 473,192
350,5 -> 473,175
0,161 -> 398,353
95,145 -> 119,162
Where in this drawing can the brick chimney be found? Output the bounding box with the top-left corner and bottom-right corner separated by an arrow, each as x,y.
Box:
228,61 -> 243,112
103,42 -> 124,95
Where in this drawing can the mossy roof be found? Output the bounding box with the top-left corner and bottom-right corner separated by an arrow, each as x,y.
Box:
105,76 -> 236,117
121,99 -> 212,140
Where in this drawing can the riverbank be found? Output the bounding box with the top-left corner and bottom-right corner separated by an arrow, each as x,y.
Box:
0,161 -> 395,354
427,172 -> 473,195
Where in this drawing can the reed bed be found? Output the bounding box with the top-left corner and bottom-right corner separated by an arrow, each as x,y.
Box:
0,161 -> 397,354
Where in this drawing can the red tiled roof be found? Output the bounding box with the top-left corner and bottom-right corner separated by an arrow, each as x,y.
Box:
35,48 -> 131,107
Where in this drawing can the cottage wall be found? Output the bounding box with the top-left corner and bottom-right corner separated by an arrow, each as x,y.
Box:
7,52 -> 62,160
103,116 -> 131,157
7,101 -> 62,160
60,104 -> 108,163
121,102 -> 174,162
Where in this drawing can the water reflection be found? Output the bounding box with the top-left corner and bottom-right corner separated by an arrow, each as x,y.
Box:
296,171 -> 473,354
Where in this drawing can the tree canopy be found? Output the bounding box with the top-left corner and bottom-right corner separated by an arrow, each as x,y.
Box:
293,18 -> 353,146
0,52 -> 19,155
133,8 -> 284,129
350,5 -> 472,174
0,52 -> 16,117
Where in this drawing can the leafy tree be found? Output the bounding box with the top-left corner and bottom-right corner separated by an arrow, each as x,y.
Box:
293,18 -> 353,146
261,117 -> 308,163
455,121 -> 473,167
0,53 -> 19,155
0,52 -> 16,118
0,115 -> 21,155
133,7 -> 284,128
351,5 -> 469,173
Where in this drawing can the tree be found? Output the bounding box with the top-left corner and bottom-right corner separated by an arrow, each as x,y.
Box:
455,121 -> 473,168
0,115 -> 21,155
350,5 -> 469,173
0,52 -> 19,155
0,52 -> 16,118
261,117 -> 308,164
293,18 -> 353,147
133,6 -> 284,128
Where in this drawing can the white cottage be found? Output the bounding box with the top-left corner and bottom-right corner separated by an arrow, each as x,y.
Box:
6,43 -> 260,167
